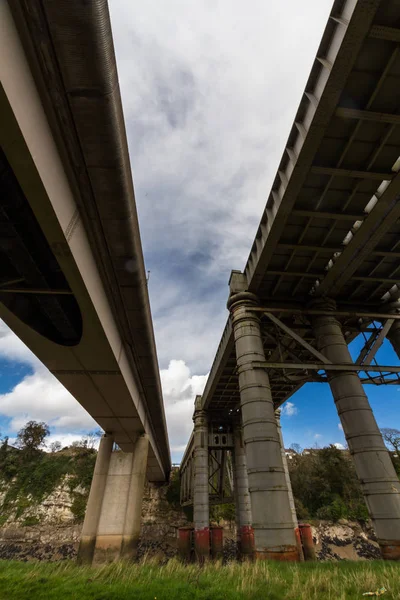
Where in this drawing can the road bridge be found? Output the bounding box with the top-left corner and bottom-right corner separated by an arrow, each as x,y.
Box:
180,0 -> 400,562
1,0 -> 170,563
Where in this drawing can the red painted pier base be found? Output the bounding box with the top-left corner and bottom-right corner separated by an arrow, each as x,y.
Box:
194,527 -> 210,562
238,526 -> 255,559
177,527 -> 193,561
255,546 -> 299,562
295,527 -> 305,561
380,541 -> 400,561
210,526 -> 223,560
299,523 -> 316,561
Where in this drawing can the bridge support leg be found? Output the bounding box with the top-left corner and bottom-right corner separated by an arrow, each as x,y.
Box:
121,434 -> 149,560
310,299 -> 400,560
228,276 -> 299,561
386,303 -> 400,359
193,396 -> 210,561
232,420 -> 254,558
77,433 -> 149,565
276,409 -> 303,560
77,434 -> 114,565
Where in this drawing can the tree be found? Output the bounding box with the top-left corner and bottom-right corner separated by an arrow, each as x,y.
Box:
290,443 -> 302,454
71,430 -> 102,450
16,421 -> 50,456
381,428 -> 400,455
50,441 -> 62,453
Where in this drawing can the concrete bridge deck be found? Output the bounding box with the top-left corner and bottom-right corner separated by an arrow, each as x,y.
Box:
1,0 -> 170,482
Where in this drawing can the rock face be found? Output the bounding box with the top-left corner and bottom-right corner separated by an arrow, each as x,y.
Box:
0,477 -> 188,562
0,475 -> 381,562
311,520 -> 381,561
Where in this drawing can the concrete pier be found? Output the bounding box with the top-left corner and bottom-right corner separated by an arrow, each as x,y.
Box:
228,273 -> 299,561
232,421 -> 254,557
121,434 -> 149,559
193,396 -> 210,560
77,434 -> 149,564
77,434 -> 114,565
310,299 -> 400,560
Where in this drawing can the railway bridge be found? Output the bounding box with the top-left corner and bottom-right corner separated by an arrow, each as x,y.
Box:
180,0 -> 400,562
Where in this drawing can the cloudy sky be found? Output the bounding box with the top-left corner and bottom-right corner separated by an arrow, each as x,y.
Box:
0,0 -> 399,462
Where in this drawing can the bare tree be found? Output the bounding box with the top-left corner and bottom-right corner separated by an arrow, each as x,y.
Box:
50,441 -> 62,453
290,443 -> 302,454
381,428 -> 400,455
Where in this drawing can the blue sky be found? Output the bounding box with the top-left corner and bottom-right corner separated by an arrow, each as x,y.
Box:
0,0 -> 399,462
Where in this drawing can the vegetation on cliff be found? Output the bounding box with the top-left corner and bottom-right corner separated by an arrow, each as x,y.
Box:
0,422 -> 97,525
0,421 -> 398,527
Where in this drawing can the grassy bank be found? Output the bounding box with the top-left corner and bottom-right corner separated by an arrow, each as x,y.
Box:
0,559 -> 399,600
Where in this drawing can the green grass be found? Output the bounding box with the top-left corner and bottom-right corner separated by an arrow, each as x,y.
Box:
0,559 -> 399,600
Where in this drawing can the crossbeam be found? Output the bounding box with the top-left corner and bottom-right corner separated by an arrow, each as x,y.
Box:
251,307 -> 400,320
0,287 -> 73,295
369,25 -> 400,42
336,107 -> 400,125
263,311 -> 332,364
291,209 -> 364,220
253,361 -> 400,373
310,166 -> 393,180
359,319 -> 395,366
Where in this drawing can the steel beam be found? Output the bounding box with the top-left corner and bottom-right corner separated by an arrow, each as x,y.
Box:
253,362 -> 400,373
252,307 -> 400,320
291,209 -> 364,220
360,320 -> 395,366
263,311 -> 332,364
310,166 -> 393,180
335,107 -> 400,125
369,25 -> 400,42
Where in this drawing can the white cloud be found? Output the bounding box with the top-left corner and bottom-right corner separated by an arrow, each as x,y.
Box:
160,360 -> 208,460
108,0 -> 333,374
0,2 -> 339,461
281,402 -> 298,417
0,321 -> 97,438
334,443 -> 345,450
338,423 -> 343,431
314,433 -> 322,440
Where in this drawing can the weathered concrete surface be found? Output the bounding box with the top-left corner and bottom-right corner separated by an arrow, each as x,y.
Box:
193,396 -> 210,560
228,276 -> 299,561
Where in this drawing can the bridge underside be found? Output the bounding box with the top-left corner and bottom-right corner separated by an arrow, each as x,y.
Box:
181,0 -> 400,562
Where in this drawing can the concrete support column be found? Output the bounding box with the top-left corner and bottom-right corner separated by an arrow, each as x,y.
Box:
232,421 -> 254,557
193,395 -> 210,560
227,273 -> 299,561
121,434 -> 149,560
310,298 -> 400,560
77,434 -> 114,565
275,409 -> 298,529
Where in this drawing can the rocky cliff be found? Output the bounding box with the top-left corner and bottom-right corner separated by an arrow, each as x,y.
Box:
0,473 -> 381,562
